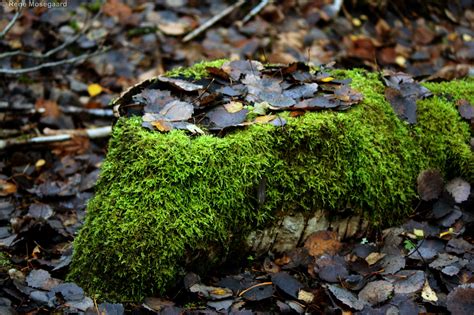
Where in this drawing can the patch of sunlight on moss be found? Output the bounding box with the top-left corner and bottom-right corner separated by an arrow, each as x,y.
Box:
69,63 -> 473,301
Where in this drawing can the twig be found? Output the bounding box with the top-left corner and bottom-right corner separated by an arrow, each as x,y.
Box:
325,0 -> 343,17
0,8 -> 103,60
183,0 -> 246,42
0,126 -> 112,150
61,106 -> 114,117
0,1 -> 24,39
238,282 -> 272,297
0,47 -> 110,75
0,33 -> 82,59
241,0 -> 270,24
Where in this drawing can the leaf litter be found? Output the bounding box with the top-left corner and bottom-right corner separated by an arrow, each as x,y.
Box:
116,60 -> 363,134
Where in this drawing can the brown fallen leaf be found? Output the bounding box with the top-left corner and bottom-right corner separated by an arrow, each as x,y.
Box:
0,179 -> 17,196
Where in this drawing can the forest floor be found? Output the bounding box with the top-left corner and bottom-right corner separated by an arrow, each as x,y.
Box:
0,1 -> 473,314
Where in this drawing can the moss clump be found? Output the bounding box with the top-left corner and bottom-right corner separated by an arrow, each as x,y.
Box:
69,64 -> 473,301
0,252 -> 11,272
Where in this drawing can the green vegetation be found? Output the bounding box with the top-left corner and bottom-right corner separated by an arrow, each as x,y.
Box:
69,62 -> 473,301
0,252 -> 11,271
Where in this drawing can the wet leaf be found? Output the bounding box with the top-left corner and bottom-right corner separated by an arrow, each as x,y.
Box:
26,269 -> 52,289
134,89 -> 174,113
457,99 -> 474,120
271,272 -> 303,299
283,83 -> 318,99
417,169 -> 444,201
358,280 -> 393,305
48,283 -> 84,302
389,270 -> 425,295
143,297 -> 175,312
315,255 -> 348,283
380,255 -> 406,275
240,283 -> 274,301
384,87 -> 417,124
159,100 -> 194,121
206,105 -> 248,129
28,203 -> 54,220
98,303 -> 125,315
446,238 -> 474,255
445,178 -> 471,204
447,284 -> 474,315
327,284 -> 365,311
189,284 -> 233,300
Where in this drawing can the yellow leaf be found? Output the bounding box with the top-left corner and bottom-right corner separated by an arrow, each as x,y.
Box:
87,83 -> 103,97
321,76 -> 334,82
0,179 -> 17,196
151,120 -> 172,132
210,288 -> 228,296
365,252 -> 386,265
255,115 -> 276,123
414,229 -> 424,238
421,280 -> 438,302
224,101 -> 243,113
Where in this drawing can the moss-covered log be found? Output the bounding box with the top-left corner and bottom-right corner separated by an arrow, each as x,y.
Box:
69,63 -> 473,301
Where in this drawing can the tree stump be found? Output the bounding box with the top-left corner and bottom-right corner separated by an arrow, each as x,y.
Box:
68,60 -> 473,301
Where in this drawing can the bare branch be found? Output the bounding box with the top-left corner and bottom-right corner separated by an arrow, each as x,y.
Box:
183,0 -> 246,42
0,47 -> 110,75
0,8 -> 103,59
0,126 -> 112,150
0,1 -> 24,39
241,0 -> 270,25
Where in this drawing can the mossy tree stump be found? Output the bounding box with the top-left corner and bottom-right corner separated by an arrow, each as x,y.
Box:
69,61 -> 473,301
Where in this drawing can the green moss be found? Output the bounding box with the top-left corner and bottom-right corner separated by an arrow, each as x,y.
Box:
166,59 -> 228,79
0,252 -> 11,271
69,64 -> 473,301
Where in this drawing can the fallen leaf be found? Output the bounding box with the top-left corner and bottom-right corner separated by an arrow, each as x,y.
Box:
446,178 -> 471,203
271,272 -> 303,299
224,101 -> 243,113
358,280 -> 393,305
421,280 -> 438,302
365,252 -> 386,265
327,284 -> 365,311
87,84 -> 103,97
0,179 -> 17,196
255,115 -> 277,123
447,284 -> 474,315
417,169 -> 444,201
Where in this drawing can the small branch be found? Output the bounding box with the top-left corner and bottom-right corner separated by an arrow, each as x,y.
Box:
0,126 -> 112,150
325,0 -> 343,17
0,47 -> 110,75
0,33 -> 82,59
0,1 -> 24,39
0,8 -> 103,60
183,0 -> 246,42
61,106 -> 114,117
241,0 -> 270,25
